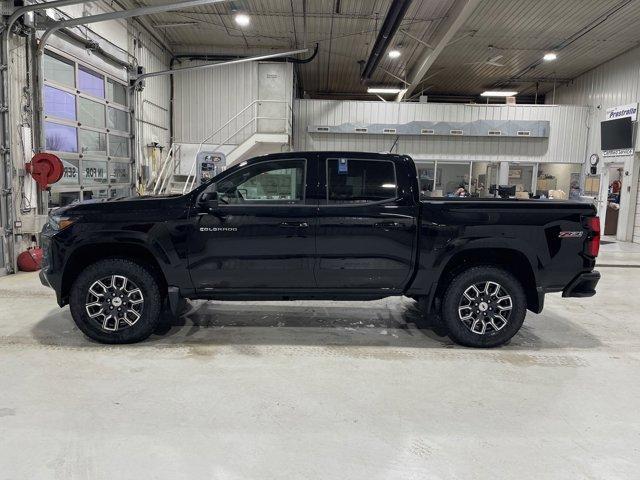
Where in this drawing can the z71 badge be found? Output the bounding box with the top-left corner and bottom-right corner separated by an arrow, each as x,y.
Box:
558,231 -> 584,238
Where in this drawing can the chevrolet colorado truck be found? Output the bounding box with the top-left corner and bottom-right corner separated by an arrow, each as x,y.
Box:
40,152 -> 601,347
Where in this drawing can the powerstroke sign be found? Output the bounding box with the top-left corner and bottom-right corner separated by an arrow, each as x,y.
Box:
606,103 -> 638,121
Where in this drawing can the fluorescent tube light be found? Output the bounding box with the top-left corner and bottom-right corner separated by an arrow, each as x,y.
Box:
368,87 -> 403,94
480,91 -> 518,97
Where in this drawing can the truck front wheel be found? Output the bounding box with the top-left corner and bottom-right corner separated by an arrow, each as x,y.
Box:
69,258 -> 162,344
441,266 -> 526,348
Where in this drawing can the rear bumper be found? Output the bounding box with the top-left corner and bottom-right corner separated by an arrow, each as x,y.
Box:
562,270 -> 600,298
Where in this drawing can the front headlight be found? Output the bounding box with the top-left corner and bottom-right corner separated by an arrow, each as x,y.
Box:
48,215 -> 77,231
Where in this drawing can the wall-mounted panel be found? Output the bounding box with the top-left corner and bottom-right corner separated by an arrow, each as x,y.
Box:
294,100 -> 589,164
307,120 -> 550,138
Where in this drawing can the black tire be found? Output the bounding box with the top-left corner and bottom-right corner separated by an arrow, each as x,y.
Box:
441,266 -> 526,348
69,258 -> 163,344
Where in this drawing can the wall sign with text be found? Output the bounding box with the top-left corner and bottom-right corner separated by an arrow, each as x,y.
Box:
606,103 -> 638,121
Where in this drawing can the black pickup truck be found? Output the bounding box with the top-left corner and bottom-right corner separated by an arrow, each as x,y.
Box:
40,152 -> 600,347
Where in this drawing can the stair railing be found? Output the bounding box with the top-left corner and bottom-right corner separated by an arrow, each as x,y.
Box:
181,99 -> 291,194
152,144 -> 175,195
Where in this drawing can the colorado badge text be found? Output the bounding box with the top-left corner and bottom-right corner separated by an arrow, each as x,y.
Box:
200,227 -> 238,232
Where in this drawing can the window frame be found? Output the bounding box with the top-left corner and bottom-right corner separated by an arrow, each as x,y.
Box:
212,158 -> 308,207
42,46 -> 133,204
415,159 -> 473,198
324,158 -> 399,206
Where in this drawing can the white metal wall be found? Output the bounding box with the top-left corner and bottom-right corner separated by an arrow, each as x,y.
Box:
294,100 -> 590,164
553,45 -> 640,243
56,2 -> 129,51
173,61 -> 259,144
134,31 -> 171,150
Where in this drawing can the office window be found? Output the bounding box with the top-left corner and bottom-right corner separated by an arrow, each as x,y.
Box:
417,162 -> 436,197
49,190 -> 80,208
537,163 -> 582,199
107,79 -> 127,106
79,130 -> 107,156
109,134 -> 130,158
58,159 -> 80,186
508,164 -> 534,193
79,66 -> 105,98
327,159 -> 397,204
471,162 -> 499,198
44,86 -> 76,121
43,53 -> 75,87
109,161 -> 132,184
78,97 -> 106,128
108,107 -> 129,132
45,122 -> 77,153
82,159 -> 109,185
438,163 -> 471,197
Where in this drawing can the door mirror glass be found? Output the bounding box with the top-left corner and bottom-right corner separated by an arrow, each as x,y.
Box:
198,190 -> 219,210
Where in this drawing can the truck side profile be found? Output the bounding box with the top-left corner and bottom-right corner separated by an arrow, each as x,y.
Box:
40,152 -> 601,347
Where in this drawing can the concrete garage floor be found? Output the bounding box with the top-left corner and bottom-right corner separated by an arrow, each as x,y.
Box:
1,244 -> 640,479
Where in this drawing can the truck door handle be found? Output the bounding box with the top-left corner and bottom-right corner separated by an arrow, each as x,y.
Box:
374,221 -> 403,230
279,221 -> 309,228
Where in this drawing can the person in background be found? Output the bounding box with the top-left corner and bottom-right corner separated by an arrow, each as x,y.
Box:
569,180 -> 582,200
453,182 -> 468,197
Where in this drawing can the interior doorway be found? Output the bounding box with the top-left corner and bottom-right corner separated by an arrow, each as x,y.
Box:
603,163 -> 625,236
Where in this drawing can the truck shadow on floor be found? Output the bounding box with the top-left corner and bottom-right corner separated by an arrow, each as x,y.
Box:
30,298 -> 602,350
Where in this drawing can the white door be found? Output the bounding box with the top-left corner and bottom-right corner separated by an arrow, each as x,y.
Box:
257,63 -> 289,134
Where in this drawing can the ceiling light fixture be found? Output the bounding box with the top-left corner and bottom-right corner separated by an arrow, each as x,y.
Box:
234,13 -> 250,27
480,90 -> 518,97
543,52 -> 557,61
388,49 -> 401,59
368,87 -> 404,94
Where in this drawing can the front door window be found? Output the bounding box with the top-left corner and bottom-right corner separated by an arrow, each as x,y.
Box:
215,159 -> 306,204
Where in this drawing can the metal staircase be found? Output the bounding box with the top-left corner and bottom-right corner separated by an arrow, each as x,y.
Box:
151,99 -> 292,196
151,144 -> 189,195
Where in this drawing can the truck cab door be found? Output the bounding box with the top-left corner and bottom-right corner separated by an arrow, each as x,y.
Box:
188,156 -> 317,292
315,154 -> 418,292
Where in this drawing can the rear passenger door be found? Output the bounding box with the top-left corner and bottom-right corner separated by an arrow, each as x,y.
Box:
315,154 -> 417,292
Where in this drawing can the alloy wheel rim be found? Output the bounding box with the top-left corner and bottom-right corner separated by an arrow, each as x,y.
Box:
458,281 -> 513,335
85,275 -> 144,332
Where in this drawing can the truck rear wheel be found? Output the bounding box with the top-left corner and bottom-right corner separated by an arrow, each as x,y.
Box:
69,258 -> 162,344
441,266 -> 526,348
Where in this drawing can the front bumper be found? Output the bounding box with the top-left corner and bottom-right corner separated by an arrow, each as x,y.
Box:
562,270 -> 600,298
39,269 -> 52,289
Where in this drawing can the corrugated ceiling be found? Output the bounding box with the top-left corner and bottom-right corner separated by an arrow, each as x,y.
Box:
125,0 -> 640,99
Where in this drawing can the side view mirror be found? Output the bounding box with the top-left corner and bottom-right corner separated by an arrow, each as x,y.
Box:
198,190 -> 219,211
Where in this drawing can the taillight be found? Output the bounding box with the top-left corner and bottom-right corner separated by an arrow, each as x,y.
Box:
585,216 -> 600,257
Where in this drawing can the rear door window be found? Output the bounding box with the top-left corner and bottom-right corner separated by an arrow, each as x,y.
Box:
326,158 -> 397,204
